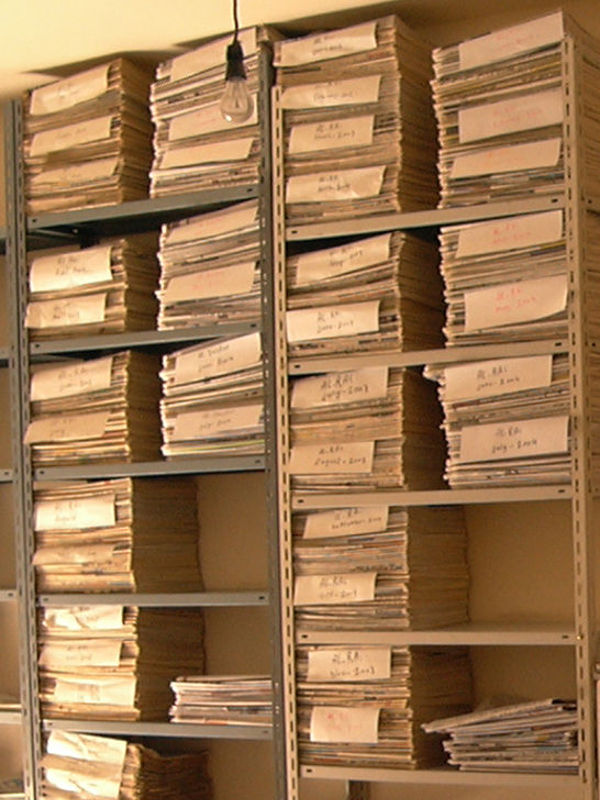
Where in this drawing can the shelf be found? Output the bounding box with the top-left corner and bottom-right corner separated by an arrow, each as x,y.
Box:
42,718 -> 273,740
0,348 -> 10,366
300,765 -> 580,786
286,194 -> 565,241
0,471 -> 13,484
292,485 -> 572,510
38,591 -> 269,607
29,323 -> 260,357
288,340 -> 568,375
0,710 -> 21,725
0,590 -> 17,603
295,622 -> 576,646
34,455 -> 265,480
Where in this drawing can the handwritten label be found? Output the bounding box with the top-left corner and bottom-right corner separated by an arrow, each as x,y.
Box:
459,88 -> 563,143
465,274 -> 568,331
31,356 -> 113,401
30,64 -> 110,115
30,115 -> 112,156
286,301 -> 379,343
310,706 -> 380,743
304,506 -> 389,539
26,293 -> 107,330
161,138 -> 253,168
458,12 -> 564,71
286,166 -> 385,203
274,22 -> 377,66
30,245 -> 113,293
295,233 -> 391,286
47,729 -> 127,767
39,640 -> 122,668
441,355 -> 553,401
307,647 -> 391,681
170,29 -> 257,81
294,572 -> 376,605
45,606 -> 124,631
163,262 -> 255,303
163,199 -> 257,245
24,411 -> 109,444
280,75 -> 381,110
450,138 -> 561,179
291,367 -> 388,409
289,442 -> 375,474
168,98 -> 258,139
289,116 -> 374,154
35,494 -> 116,531
54,676 -> 136,706
172,404 -> 263,440
456,210 -> 562,258
29,157 -> 119,188
174,332 -> 261,385
458,415 -> 569,463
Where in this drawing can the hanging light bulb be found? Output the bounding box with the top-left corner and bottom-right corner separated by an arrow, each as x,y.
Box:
220,0 -> 254,123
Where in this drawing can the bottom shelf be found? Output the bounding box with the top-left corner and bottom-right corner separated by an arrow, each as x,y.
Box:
42,718 -> 272,740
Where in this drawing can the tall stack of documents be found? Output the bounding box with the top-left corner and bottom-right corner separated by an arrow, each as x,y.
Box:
274,16 -> 437,225
157,199 -> 260,330
286,232 -> 443,360
23,60 -> 154,215
423,698 -> 578,773
42,730 -> 212,800
33,477 -> 202,592
424,354 -> 570,487
439,210 -> 567,346
26,235 -> 159,341
159,332 -> 264,458
25,352 -> 162,466
38,605 -> 205,720
293,505 -> 468,631
289,366 -> 445,492
150,28 -> 276,197
297,646 -> 471,768
169,675 -> 273,726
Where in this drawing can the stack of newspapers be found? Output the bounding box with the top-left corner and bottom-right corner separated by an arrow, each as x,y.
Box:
23,59 -> 153,214
169,675 -> 272,726
33,477 -> 202,592
26,235 -> 158,340
38,604 -> 205,720
274,16 -> 437,225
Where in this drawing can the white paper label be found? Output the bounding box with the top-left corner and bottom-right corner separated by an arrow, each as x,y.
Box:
39,640 -> 122,668
30,115 -> 113,156
31,356 -> 114,401
458,12 -> 564,71
465,274 -> 568,331
459,88 -> 563,143
289,442 -> 375,474
164,200 -> 257,245
274,22 -> 377,66
304,506 -> 390,539
53,676 -> 136,706
295,233 -> 391,286
310,706 -> 380,743
286,166 -> 385,203
289,115 -> 374,154
450,138 -> 561,179
30,245 -> 113,293
47,729 -> 127,767
25,411 -> 109,444
280,75 -> 381,110
172,404 -> 263,440
174,332 -> 261,385
456,210 -> 563,258
168,99 -> 258,139
163,262 -> 255,303
161,138 -> 253,168
294,572 -> 377,605
35,494 -> 116,531
29,157 -> 119,188
170,29 -> 257,81
458,415 -> 569,463
291,367 -> 388,409
30,64 -> 110,115
45,606 -> 124,631
286,301 -> 380,343
26,293 -> 107,330
442,355 -> 553,401
307,647 -> 392,681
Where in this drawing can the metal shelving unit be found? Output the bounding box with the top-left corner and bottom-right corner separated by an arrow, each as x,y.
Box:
42,719 -> 273,741
38,591 -> 269,607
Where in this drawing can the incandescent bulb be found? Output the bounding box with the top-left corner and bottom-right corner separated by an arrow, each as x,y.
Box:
220,76 -> 254,123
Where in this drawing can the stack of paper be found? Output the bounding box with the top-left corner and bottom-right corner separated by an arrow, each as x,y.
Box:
274,16 -> 437,225
42,730 -> 211,800
169,675 -> 272,726
424,354 -> 570,487
286,232 -> 443,359
25,352 -> 162,467
33,477 -> 202,592
38,605 -> 205,720
159,332 -> 264,458
26,235 -> 158,340
150,28 -> 277,196
297,646 -> 471,768
289,366 -> 445,492
423,698 -> 578,773
293,505 -> 468,631
439,210 -> 567,346
23,60 -> 154,215
156,199 -> 260,330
